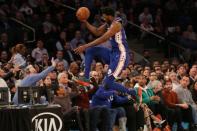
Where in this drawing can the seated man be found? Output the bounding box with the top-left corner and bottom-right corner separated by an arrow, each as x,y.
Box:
162,79 -> 193,130
173,76 -> 197,129
53,86 -> 84,131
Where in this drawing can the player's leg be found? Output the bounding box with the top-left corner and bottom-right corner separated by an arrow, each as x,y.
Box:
103,53 -> 136,96
84,46 -> 111,79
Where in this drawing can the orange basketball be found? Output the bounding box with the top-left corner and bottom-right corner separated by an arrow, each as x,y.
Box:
76,7 -> 90,21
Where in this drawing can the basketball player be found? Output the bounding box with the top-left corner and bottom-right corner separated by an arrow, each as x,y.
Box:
75,7 -> 135,95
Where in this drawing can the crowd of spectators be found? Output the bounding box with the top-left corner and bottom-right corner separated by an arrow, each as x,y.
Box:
0,0 -> 197,131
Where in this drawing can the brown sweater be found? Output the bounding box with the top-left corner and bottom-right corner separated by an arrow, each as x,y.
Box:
53,95 -> 72,114
162,89 -> 179,108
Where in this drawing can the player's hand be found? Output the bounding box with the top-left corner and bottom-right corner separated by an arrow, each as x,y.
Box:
74,45 -> 87,54
80,19 -> 88,23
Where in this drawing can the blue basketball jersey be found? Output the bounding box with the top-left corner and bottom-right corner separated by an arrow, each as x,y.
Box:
109,17 -> 129,53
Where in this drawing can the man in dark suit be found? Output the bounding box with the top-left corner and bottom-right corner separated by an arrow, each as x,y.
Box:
189,67 -> 197,89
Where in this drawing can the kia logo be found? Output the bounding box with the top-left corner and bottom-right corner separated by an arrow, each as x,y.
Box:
32,112 -> 63,131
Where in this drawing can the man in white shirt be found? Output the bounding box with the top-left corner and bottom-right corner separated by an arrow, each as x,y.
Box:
32,40 -> 48,62
55,51 -> 69,70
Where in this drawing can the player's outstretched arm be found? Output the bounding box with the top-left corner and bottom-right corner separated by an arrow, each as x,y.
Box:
74,21 -> 121,54
83,20 -> 107,37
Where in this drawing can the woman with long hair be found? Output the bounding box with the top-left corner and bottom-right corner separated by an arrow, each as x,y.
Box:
9,43 -> 27,68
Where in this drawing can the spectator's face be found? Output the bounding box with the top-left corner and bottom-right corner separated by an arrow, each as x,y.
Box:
143,51 -> 150,58
37,40 -> 44,48
103,64 -> 109,73
169,72 -> 177,82
192,64 -> 197,69
170,65 -> 176,71
70,63 -> 79,75
161,64 -> 168,72
59,73 -> 68,85
144,7 -> 149,14
91,71 -> 99,83
194,82 -> 197,91
95,63 -> 103,72
56,51 -> 63,59
143,69 -> 150,78
49,71 -> 57,80
164,81 -> 173,91
187,25 -> 193,32
125,68 -> 131,75
153,82 -> 162,93
138,76 -> 147,87
184,63 -> 189,71
163,61 -> 170,67
21,46 -> 27,55
153,61 -> 160,68
15,12 -> 24,21
149,72 -> 157,81
56,62 -> 65,72
180,76 -> 190,88
128,64 -> 134,71
178,66 -> 186,76
0,51 -> 8,60
1,33 -> 8,42
120,70 -> 128,79
44,76 -> 52,86
0,69 -> 5,77
97,71 -> 103,81
189,68 -> 197,77
155,66 -> 162,74
45,13 -> 51,21
60,31 -> 66,39
75,31 -> 81,39
94,14 -> 101,21
172,59 -> 179,66
175,26 -> 181,33
57,87 -> 66,97
129,78 -> 135,88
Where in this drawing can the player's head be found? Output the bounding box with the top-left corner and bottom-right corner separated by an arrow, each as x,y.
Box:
101,7 -> 115,23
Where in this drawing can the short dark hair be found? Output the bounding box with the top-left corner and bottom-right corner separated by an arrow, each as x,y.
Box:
101,7 -> 115,16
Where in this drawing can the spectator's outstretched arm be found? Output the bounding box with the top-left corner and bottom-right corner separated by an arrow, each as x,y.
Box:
28,58 -> 57,83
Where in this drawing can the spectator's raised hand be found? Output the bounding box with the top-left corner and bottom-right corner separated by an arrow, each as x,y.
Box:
51,57 -> 57,67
